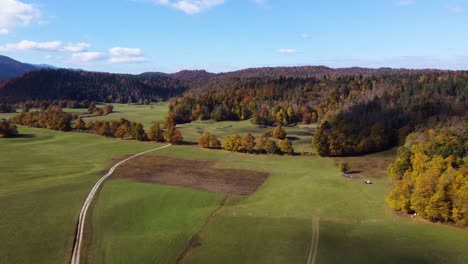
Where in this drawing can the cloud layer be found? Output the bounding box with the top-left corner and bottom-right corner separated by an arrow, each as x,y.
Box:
0,0 -> 40,34
0,39 -> 146,65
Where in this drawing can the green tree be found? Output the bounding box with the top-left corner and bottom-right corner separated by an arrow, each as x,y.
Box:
264,139 -> 279,155
147,122 -> 164,142
129,122 -> 146,141
313,126 -> 330,156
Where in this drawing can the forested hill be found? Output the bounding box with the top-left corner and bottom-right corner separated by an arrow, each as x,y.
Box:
0,55 -> 38,81
169,70 -> 467,156
1,66 -> 460,104
142,66 -> 450,86
0,69 -> 188,103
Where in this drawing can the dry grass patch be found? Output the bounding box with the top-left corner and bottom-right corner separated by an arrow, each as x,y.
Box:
334,149 -> 397,179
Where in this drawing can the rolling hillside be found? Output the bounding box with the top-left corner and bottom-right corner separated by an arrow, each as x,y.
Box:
0,55 -> 38,81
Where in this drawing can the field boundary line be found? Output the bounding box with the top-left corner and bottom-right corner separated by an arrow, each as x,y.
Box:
70,144 -> 172,264
307,217 -> 320,264
175,196 -> 228,264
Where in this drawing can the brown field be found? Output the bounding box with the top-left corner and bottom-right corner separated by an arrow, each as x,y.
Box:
112,155 -> 270,195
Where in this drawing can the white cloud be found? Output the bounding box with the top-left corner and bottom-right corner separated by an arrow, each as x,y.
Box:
71,52 -> 105,63
0,0 -> 40,34
153,0 -> 224,14
444,5 -> 464,14
62,42 -> 91,52
0,40 -> 92,53
0,40 -> 62,52
109,47 -> 142,56
278,48 -> 301,55
301,33 -> 310,39
396,0 -> 416,6
109,56 -> 146,64
108,47 -> 146,64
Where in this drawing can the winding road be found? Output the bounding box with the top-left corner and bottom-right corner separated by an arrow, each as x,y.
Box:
70,144 -> 172,264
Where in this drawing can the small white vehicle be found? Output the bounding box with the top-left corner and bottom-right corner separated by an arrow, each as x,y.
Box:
364,180 -> 373,184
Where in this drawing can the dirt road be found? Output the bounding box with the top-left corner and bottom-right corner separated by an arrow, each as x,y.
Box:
306,217 -> 320,264
70,144 -> 172,264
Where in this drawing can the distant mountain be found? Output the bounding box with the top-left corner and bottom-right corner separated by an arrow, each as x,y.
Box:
0,58 -> 456,104
0,55 -> 38,81
30,64 -> 58,70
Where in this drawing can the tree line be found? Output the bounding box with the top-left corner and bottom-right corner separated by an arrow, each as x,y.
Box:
198,125 -> 294,155
9,108 -> 183,144
386,121 -> 467,226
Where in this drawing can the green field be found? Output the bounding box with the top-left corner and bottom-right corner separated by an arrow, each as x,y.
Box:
87,182 -> 223,264
148,146 -> 468,264
82,103 -> 168,129
1,105 -> 467,264
0,111 -> 19,120
0,127 -> 167,264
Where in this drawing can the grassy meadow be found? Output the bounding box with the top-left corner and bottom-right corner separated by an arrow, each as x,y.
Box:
0,126 -> 167,264
1,104 -> 467,264
81,103 -> 168,129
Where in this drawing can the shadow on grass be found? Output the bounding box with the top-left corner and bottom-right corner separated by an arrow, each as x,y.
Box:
12,134 -> 36,138
179,141 -> 198,146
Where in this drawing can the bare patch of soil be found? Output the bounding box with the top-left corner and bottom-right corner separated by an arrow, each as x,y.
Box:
112,156 -> 270,196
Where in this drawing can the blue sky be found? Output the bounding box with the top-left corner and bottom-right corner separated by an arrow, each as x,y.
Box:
0,0 -> 467,73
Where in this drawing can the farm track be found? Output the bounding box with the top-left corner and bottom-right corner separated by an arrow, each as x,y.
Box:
306,217 -> 320,264
70,144 -> 172,264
